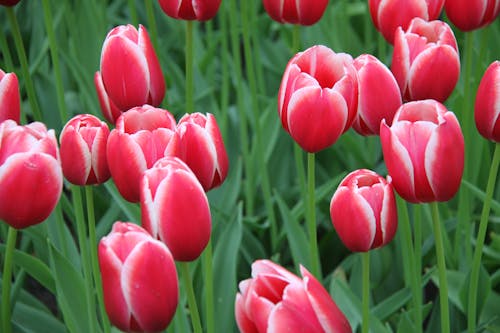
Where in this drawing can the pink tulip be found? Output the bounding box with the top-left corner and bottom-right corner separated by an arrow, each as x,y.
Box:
368,0 -> 445,43
166,112 -> 228,191
330,169 -> 398,252
59,114 -> 110,185
235,260 -> 352,333
445,0 -> 500,31
475,61 -> 500,142
158,0 -> 222,21
141,156 -> 211,261
107,105 -> 176,203
352,54 -> 402,136
380,100 -> 464,203
0,69 -> 21,124
262,0 -> 329,26
98,222 -> 178,332
95,24 -> 165,123
391,18 -> 460,103
278,45 -> 358,153
0,120 -> 62,229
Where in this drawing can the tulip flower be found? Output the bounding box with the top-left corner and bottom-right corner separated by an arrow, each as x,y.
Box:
475,61 -> 500,143
95,24 -> 166,123
141,156 -> 211,261
445,0 -> 500,31
107,105 -> 176,203
0,69 -> 21,124
59,114 -> 110,185
98,222 -> 178,333
278,45 -> 358,153
0,120 -> 62,229
352,54 -> 402,136
391,18 -> 460,103
330,169 -> 398,252
235,259 -> 352,333
166,112 -> 228,191
368,0 -> 445,43
262,0 -> 329,26
158,0 -> 222,21
380,99 -> 464,203
0,0 -> 21,6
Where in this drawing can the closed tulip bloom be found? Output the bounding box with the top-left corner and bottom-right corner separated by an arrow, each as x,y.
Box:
445,0 -> 500,31
352,54 -> 402,136
475,61 -> 500,142
107,105 -> 176,203
158,0 -> 222,21
330,169 -> 398,252
59,114 -> 110,185
391,18 -> 460,103
141,157 -> 211,261
235,260 -> 352,333
278,45 -> 358,153
368,0 -> 445,43
0,69 -> 21,124
98,222 -> 178,333
262,0 -> 329,26
380,100 -> 464,203
95,24 -> 165,123
166,112 -> 228,191
0,120 -> 62,229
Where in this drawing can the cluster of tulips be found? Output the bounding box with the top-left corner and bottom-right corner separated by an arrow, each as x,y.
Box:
0,0 -> 499,332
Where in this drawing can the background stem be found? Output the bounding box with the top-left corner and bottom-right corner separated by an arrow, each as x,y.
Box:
1,227 -> 18,333
181,262 -> 202,333
362,251 -> 370,333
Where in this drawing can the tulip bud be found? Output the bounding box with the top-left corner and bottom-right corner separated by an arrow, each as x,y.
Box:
380,100 -> 464,203
98,222 -> 178,332
0,69 -> 21,124
158,0 -> 222,21
141,156 -> 211,261
166,112 -> 228,191
352,54 -> 402,136
278,45 -> 358,153
475,61 -> 500,143
262,0 -> 329,26
330,169 -> 398,252
0,120 -> 63,229
59,114 -> 110,185
235,260 -> 352,333
445,0 -> 500,31
107,105 -> 176,202
368,0 -> 445,44
95,24 -> 165,123
391,18 -> 460,103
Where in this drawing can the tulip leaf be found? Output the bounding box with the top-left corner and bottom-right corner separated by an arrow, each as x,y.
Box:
462,179 -> 500,214
459,264 -> 491,319
12,301 -> 66,333
103,182 -> 141,222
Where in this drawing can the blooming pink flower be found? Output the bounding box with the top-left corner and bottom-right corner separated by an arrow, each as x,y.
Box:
262,0 -> 329,26
158,0 -> 222,21
98,222 -> 178,332
445,0 -> 500,31
0,69 -> 21,124
475,61 -> 500,142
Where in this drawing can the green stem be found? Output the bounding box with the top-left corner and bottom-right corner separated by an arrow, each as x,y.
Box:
6,7 -> 42,122
127,0 -> 139,27
71,185 -> 98,333
0,25 -> 14,72
1,227 -> 18,333
54,202 -> 68,256
396,196 -> 414,288
430,202 -> 450,333
467,143 -> 500,333
291,24 -> 301,54
413,204 -> 423,333
185,20 -> 194,114
42,0 -> 68,125
202,240 -> 214,333
145,0 -> 160,53
181,262 -> 202,333
218,2 -> 230,138
307,153 -> 321,279
86,186 -> 110,333
362,251 -> 370,333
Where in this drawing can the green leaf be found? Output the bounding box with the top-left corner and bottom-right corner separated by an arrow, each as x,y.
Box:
12,301 -> 66,333
459,264 -> 492,320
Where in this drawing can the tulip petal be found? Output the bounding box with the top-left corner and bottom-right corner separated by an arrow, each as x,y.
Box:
235,293 -> 259,333
60,125 -> 92,185
138,25 -> 165,106
376,0 -> 427,43
94,71 -> 122,123
0,72 -> 21,123
475,61 -> 500,142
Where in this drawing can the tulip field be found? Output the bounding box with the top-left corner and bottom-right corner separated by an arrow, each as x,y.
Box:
1,1 -> 500,332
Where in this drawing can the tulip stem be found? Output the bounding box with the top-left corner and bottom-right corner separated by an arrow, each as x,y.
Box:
307,153 -> 321,279
6,7 -> 42,122
292,24 -> 301,53
1,227 -> 17,333
202,240 -> 214,333
145,0 -> 160,54
185,20 -> 194,114
181,262 -> 203,333
413,204 -> 423,333
430,202 -> 450,333
85,186 -> 110,333
0,24 -> 14,73
468,143 -> 500,333
361,251 -> 370,333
